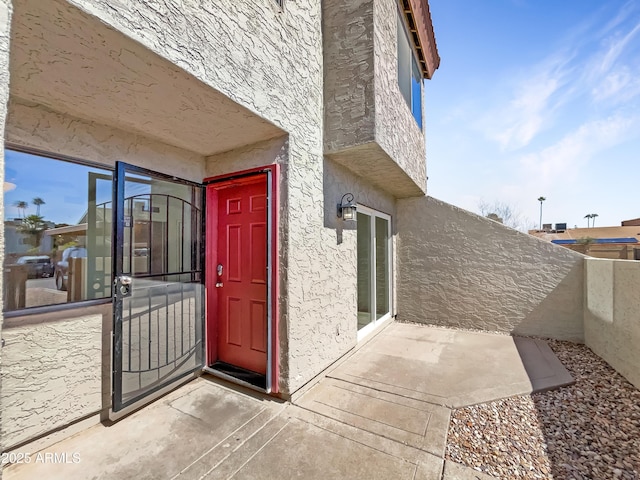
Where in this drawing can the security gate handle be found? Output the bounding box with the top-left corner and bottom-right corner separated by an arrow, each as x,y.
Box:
117,275 -> 133,297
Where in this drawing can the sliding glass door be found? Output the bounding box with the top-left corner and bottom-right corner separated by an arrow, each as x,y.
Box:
357,206 -> 391,340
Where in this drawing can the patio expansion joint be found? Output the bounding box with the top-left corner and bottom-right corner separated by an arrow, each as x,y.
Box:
170,402 -> 288,480
291,406 -> 427,466
291,397 -> 452,462
326,372 -> 449,406
214,421 -> 290,480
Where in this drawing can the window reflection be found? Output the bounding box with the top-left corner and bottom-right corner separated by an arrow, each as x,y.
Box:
3,149 -> 113,311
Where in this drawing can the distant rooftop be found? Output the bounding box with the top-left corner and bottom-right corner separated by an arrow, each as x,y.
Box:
621,218 -> 640,227
530,225 -> 640,242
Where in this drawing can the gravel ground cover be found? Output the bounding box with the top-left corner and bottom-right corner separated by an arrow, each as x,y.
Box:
446,339 -> 640,479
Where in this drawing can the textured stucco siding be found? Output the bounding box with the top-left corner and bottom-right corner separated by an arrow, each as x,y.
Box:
397,196 -> 585,341
323,0 -> 426,198
373,0 -> 426,194
51,0 -> 348,394
323,0 -> 375,151
281,157 -> 397,391
7,100 -> 206,182
3,0 -> 398,403
1,313 -> 102,449
0,0 -> 13,465
584,259 -> 640,389
66,0 -> 319,137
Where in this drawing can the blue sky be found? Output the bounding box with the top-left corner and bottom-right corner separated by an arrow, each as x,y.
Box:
4,150 -> 112,224
426,0 -> 640,230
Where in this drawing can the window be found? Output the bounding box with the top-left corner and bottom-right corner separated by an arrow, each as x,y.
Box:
397,13 -> 423,129
3,149 -> 113,312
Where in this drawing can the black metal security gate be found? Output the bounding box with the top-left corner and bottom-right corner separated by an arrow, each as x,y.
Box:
113,162 -> 204,412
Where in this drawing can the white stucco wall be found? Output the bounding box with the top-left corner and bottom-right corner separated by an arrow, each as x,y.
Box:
7,100 -> 206,182
0,0 -> 13,461
1,309 -> 104,449
584,258 -> 640,389
373,0 -> 426,190
3,0 -> 402,399
323,0 -> 426,198
397,196 -> 585,341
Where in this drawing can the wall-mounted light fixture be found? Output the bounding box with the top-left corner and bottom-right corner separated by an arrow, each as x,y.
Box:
337,193 -> 357,220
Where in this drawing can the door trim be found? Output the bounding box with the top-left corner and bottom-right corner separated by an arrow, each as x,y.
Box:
356,205 -> 393,342
203,165 -> 280,394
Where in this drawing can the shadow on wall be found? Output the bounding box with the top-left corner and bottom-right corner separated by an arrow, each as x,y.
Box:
396,196 -> 585,342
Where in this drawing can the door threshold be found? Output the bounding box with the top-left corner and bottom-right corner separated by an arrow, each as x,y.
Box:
204,362 -> 267,392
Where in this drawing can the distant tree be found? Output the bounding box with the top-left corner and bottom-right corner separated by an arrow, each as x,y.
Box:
478,200 -> 532,232
486,213 -> 503,223
584,214 -> 592,228
13,200 -> 28,219
32,197 -> 45,216
591,213 -> 598,227
18,214 -> 47,248
576,237 -> 595,245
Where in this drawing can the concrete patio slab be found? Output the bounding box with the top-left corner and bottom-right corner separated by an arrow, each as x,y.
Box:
203,407 -> 443,480
329,323 -> 573,408
442,461 -> 498,479
296,377 -> 450,457
4,323 -> 573,480
4,378 -> 286,480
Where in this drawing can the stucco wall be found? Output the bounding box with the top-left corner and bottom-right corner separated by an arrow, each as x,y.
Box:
0,0 -> 13,465
373,0 -> 426,191
13,0 -> 355,394
1,306 -> 106,449
3,0 -> 401,402
584,259 -> 640,389
323,0 -> 375,152
7,100 -> 206,182
397,196 -> 585,341
323,0 -> 426,198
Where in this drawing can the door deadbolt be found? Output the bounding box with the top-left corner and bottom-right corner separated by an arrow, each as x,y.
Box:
217,264 -> 223,276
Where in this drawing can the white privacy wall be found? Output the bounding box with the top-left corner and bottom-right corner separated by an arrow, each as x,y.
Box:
397,196 -> 585,341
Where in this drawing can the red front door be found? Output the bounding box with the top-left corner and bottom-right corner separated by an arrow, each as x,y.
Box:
214,178 -> 268,374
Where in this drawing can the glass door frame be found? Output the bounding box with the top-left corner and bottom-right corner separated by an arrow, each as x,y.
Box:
357,205 -> 393,341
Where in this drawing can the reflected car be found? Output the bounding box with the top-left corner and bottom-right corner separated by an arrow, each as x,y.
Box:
55,247 -> 87,291
16,255 -> 54,279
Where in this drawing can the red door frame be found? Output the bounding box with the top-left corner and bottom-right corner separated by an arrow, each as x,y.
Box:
204,164 -> 279,393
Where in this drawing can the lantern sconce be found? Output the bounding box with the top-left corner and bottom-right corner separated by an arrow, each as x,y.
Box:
337,193 -> 357,221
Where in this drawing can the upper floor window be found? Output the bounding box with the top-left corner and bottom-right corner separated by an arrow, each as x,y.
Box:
397,13 -> 423,129
3,149 -> 113,312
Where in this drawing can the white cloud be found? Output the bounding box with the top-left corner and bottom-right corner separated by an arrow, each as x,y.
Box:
476,43 -> 583,152
594,21 -> 640,76
519,114 -> 640,187
479,4 -> 640,151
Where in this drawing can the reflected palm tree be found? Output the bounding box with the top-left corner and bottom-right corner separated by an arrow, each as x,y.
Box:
33,197 -> 45,216
13,200 -> 28,219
